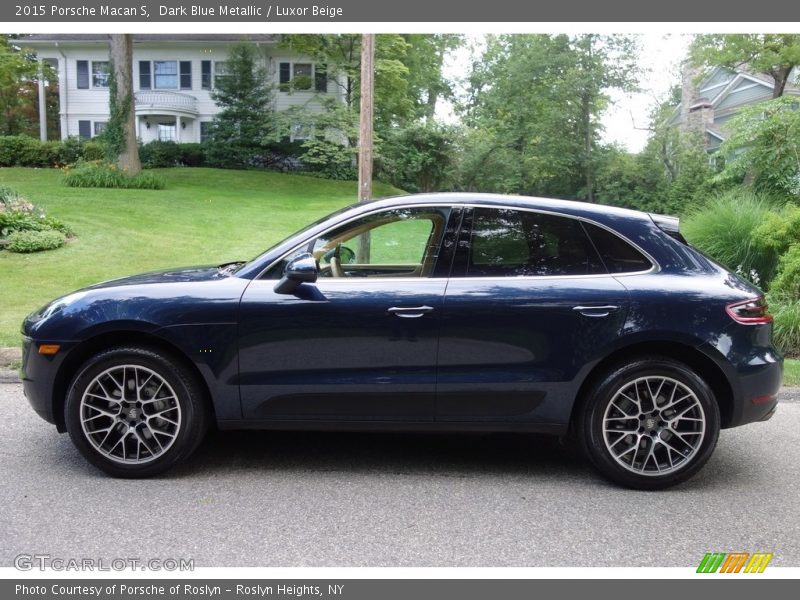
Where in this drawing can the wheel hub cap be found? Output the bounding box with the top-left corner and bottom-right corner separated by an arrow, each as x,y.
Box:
79,365 -> 182,465
602,376 -> 706,476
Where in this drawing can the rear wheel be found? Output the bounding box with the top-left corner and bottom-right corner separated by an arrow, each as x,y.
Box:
579,357 -> 720,490
65,346 -> 208,478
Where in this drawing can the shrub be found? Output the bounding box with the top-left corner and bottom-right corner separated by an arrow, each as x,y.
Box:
682,190 -> 779,286
4,229 -> 66,253
175,143 -> 206,167
0,186 -> 75,254
770,298 -> 800,357
139,140 -> 181,168
0,135 -> 108,167
62,159 -> 166,190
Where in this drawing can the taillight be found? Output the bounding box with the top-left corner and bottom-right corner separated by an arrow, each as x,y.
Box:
725,297 -> 773,324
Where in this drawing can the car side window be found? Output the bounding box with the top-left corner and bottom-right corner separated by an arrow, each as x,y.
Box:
582,222 -> 653,274
265,207 -> 450,280
458,208 -> 605,277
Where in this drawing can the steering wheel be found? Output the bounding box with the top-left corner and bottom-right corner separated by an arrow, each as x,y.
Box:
329,255 -> 344,277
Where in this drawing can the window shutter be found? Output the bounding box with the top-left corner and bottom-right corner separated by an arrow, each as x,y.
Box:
315,64 -> 327,92
138,61 -> 151,90
201,60 -> 211,89
279,62 -> 290,85
78,120 -> 91,139
180,61 -> 192,89
76,60 -> 89,89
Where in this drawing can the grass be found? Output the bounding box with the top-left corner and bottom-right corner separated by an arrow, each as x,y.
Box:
784,358 -> 800,387
0,167 -> 402,347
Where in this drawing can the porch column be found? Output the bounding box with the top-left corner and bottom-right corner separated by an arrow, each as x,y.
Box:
57,55 -> 67,139
38,60 -> 47,141
176,115 -> 181,143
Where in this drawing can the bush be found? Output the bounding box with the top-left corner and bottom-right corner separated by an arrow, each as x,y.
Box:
139,140 -> 181,168
770,298 -> 800,357
4,229 -> 66,253
175,143 -> 206,167
62,159 -> 166,190
682,190 -> 779,286
0,186 -> 76,254
0,135 -> 108,167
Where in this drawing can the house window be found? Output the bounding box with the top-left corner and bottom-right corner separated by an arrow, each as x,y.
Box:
290,123 -> 312,141
214,61 -> 229,86
93,122 -> 107,136
315,64 -> 328,93
180,61 -> 192,89
279,62 -> 325,92
201,60 -> 212,90
139,61 -> 151,90
76,60 -> 89,89
158,123 -> 176,142
92,61 -> 110,88
154,61 -> 178,89
78,120 -> 91,139
292,63 -> 312,90
200,121 -> 211,143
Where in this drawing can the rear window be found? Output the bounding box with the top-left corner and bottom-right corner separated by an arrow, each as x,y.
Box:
583,222 -> 652,274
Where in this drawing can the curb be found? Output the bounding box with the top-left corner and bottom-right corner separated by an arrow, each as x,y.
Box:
0,346 -> 21,368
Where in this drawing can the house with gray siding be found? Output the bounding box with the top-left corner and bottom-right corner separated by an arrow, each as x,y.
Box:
19,34 -> 342,144
671,64 -> 800,152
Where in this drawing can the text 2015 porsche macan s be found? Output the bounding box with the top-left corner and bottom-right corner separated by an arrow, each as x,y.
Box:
21,194 -> 782,488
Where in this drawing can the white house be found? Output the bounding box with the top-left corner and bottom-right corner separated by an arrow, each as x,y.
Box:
20,34 -> 342,144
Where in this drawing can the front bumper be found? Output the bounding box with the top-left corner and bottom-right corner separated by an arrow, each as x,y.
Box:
21,336 -> 72,430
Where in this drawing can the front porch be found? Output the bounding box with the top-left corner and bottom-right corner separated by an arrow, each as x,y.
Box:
135,90 -> 201,143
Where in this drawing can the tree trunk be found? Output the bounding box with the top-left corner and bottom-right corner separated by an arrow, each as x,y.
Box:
582,93 -> 594,203
109,34 -> 141,175
771,66 -> 792,98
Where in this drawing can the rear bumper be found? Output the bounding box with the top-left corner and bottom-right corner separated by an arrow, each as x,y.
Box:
725,349 -> 782,428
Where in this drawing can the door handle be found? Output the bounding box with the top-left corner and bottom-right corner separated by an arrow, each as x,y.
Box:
387,305 -> 434,318
572,305 -> 620,318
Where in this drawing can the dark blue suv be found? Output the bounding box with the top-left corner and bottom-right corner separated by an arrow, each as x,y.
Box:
21,193 -> 782,488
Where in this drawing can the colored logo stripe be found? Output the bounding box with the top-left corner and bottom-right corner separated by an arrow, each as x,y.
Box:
697,552 -> 773,573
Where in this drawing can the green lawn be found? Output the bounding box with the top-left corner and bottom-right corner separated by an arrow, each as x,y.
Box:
784,358 -> 800,387
0,167 -> 401,347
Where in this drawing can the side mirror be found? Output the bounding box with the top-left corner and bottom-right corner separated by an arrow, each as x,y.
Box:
274,253 -> 318,294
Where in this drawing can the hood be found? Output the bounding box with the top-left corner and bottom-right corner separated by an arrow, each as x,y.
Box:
82,265 -> 229,290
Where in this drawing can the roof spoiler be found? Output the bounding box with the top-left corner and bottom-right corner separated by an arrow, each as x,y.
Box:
649,213 -> 687,243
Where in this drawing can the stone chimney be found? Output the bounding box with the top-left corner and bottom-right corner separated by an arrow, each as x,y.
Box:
680,61 -> 714,135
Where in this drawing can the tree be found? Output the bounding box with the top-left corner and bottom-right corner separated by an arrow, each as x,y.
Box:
207,42 -> 276,167
401,34 -> 463,122
459,34 -> 639,200
106,34 -> 140,174
378,122 -> 458,192
691,34 -> 800,98
713,97 -> 800,199
0,35 -> 40,136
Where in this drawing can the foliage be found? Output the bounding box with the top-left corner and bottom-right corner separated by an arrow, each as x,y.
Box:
770,296 -> 800,357
0,185 -> 74,253
378,121 -> 458,192
100,59 -> 130,162
62,159 -> 165,190
0,134 -> 104,167
769,245 -> 800,302
458,34 -> 639,200
401,34 -> 463,122
690,34 -> 800,97
712,97 -> 800,199
682,189 -> 778,286
206,42 -> 277,168
0,36 -> 44,136
751,204 -> 800,260
4,229 -> 65,253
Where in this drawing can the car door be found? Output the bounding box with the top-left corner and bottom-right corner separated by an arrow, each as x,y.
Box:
238,205 -> 461,421
436,206 -> 635,427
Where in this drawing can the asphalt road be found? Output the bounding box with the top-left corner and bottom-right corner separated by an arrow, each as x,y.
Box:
2,381 -> 799,568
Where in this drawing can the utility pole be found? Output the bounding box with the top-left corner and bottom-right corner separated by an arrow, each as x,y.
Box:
356,33 -> 375,263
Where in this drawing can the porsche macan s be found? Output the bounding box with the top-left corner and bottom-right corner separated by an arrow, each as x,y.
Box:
21,193 -> 782,488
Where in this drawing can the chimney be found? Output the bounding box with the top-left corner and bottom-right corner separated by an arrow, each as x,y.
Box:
680,61 -> 702,127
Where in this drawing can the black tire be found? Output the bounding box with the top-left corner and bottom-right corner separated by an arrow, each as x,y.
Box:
578,356 -> 720,490
65,346 -> 209,478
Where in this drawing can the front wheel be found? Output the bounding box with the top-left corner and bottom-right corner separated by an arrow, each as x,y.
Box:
579,357 -> 720,490
65,346 -> 208,478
